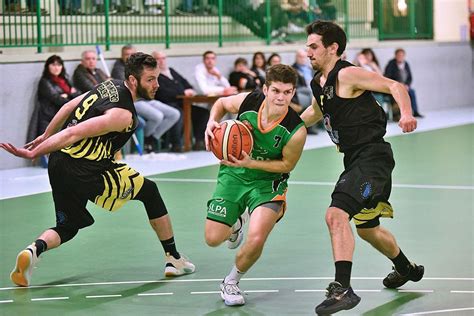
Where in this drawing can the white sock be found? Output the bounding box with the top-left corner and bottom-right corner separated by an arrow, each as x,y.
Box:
224,265 -> 245,284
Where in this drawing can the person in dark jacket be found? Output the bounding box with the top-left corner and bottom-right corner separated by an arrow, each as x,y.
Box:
38,55 -> 82,135
111,44 -> 136,81
153,51 -> 197,152
384,48 -> 423,117
73,50 -> 109,93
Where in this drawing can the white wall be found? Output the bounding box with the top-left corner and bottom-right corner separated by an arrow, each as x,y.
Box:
434,0 -> 470,41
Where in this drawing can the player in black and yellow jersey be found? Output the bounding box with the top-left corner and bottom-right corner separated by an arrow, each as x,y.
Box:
1,53 -> 194,287
301,21 -> 424,315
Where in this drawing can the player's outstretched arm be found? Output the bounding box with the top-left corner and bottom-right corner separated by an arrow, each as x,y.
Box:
2,108 -> 132,160
301,97 -> 323,127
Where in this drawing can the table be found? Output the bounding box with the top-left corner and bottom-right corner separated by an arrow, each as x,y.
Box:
177,95 -> 221,151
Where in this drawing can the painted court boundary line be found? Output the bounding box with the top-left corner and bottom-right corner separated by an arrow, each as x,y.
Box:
1,276 -> 472,291
151,178 -> 474,191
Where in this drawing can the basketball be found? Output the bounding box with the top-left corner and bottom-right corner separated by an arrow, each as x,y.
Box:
210,120 -> 253,161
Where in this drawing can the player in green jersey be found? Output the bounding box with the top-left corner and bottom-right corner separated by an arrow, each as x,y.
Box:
204,64 -> 307,306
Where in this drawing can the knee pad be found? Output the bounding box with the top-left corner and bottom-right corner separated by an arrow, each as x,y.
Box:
51,226 -> 79,244
134,178 -> 168,219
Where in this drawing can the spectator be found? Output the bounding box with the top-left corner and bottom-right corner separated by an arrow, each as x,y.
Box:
58,0 -> 82,15
384,48 -> 423,117
153,51 -> 197,153
354,48 -> 385,106
292,49 -> 313,107
111,44 -> 136,81
229,57 -> 261,92
194,50 -> 237,150
250,51 -> 266,87
267,52 -> 282,67
73,50 -> 109,93
28,55 -> 81,167
318,0 -> 337,21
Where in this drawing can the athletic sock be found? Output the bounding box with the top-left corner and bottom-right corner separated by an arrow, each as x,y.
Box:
34,239 -> 47,257
335,261 -> 352,288
161,237 -> 180,259
224,265 -> 245,284
390,248 -> 410,275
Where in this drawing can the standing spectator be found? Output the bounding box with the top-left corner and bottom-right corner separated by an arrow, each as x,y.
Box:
194,51 -> 237,150
229,58 -> 261,92
384,48 -> 423,117
73,50 -> 109,93
153,51 -> 197,153
250,51 -> 266,88
111,44 -> 136,81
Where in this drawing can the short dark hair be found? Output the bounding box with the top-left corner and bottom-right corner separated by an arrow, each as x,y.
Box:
265,64 -> 298,88
42,55 -> 66,78
395,48 -> 405,55
306,21 -> 346,56
125,52 -> 156,81
234,57 -> 248,67
203,50 -> 215,59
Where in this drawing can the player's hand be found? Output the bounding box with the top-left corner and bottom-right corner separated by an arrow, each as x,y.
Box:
220,151 -> 252,168
24,134 -> 46,150
204,120 -> 220,151
0,143 -> 36,159
398,115 -> 417,133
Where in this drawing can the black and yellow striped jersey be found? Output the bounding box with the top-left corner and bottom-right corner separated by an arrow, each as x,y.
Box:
60,79 -> 137,162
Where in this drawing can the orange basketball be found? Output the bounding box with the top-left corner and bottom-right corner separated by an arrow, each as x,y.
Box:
210,120 -> 253,161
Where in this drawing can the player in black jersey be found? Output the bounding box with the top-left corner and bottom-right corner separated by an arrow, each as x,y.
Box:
0,53 -> 194,287
301,21 -> 424,315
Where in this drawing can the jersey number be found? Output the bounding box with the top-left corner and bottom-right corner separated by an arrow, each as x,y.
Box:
273,135 -> 282,148
75,94 -> 98,120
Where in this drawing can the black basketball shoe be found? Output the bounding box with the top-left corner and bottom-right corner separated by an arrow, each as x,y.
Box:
383,262 -> 424,289
315,281 -> 361,315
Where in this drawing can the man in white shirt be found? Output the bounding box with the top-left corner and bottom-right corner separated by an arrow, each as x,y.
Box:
192,51 -> 237,150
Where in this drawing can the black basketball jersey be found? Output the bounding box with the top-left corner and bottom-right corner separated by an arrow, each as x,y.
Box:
60,79 -> 137,161
311,60 -> 387,153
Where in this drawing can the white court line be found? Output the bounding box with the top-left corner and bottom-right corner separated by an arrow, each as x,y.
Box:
398,290 -> 434,293
86,294 -> 122,299
151,178 -> 474,190
31,297 -> 69,301
137,292 -> 173,296
190,291 -> 221,295
451,290 -> 474,294
1,277 -> 472,291
244,290 -> 279,293
0,300 -> 13,303
400,307 -> 474,315
295,289 -> 381,293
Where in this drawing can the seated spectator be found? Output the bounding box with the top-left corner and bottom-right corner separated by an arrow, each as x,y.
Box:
229,58 -> 261,92
134,99 -> 181,153
194,50 -> 237,150
73,50 -> 109,93
384,48 -> 423,117
111,44 -> 136,81
29,55 -> 81,167
153,51 -> 197,152
292,49 -> 313,109
267,52 -> 282,67
354,48 -> 385,106
251,51 -> 266,88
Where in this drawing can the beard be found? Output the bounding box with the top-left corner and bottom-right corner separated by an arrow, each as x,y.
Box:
137,82 -> 152,100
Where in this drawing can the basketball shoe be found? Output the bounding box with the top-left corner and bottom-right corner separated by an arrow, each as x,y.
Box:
226,210 -> 249,249
383,262 -> 424,289
220,279 -> 245,306
10,243 -> 39,287
164,253 -> 195,277
315,281 -> 361,315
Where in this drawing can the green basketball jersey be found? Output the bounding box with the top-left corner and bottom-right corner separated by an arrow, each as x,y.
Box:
219,90 -> 305,182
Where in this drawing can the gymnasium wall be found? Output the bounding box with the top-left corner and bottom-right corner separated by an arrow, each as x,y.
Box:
0,41 -> 472,169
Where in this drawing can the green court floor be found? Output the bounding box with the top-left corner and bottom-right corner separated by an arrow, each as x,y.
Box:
0,124 -> 473,315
